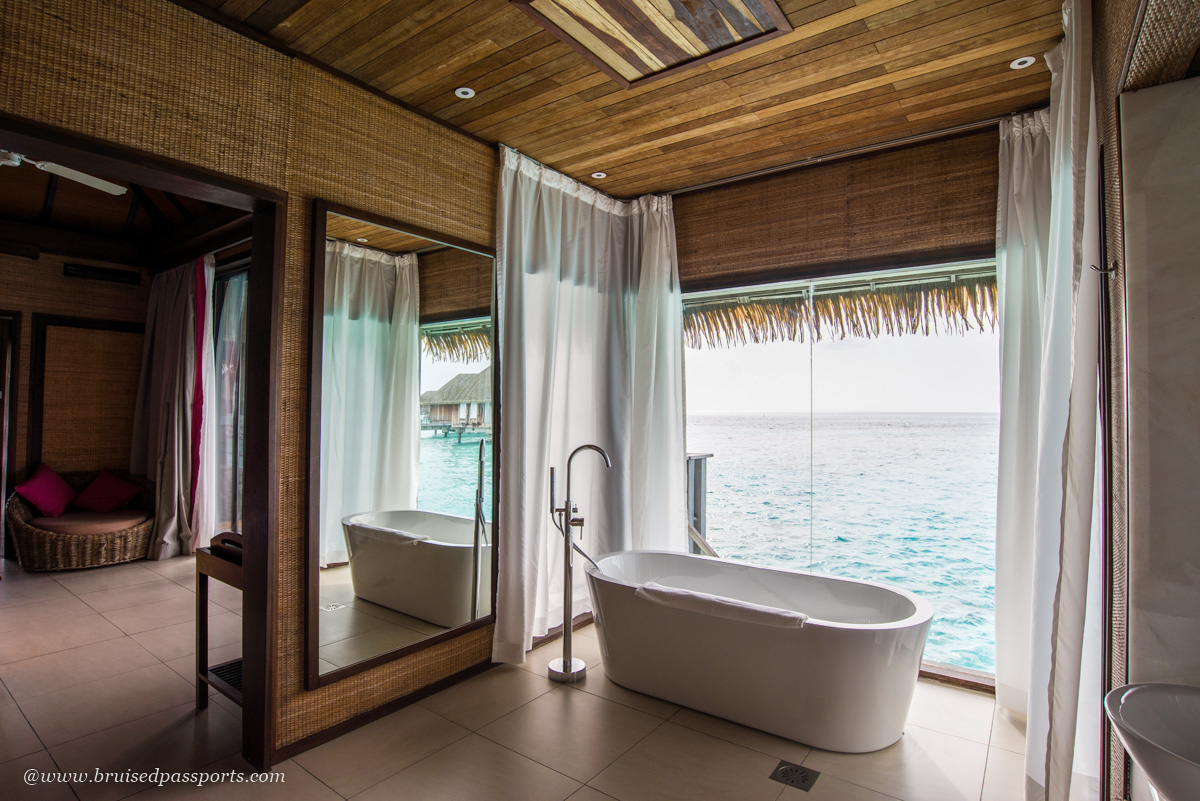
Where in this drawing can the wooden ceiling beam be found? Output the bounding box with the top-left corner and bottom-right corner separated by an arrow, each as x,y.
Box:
149,207 -> 255,272
39,174 -> 58,225
129,184 -> 171,229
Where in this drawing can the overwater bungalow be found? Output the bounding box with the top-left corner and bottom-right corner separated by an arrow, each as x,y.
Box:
0,2 -> 1196,800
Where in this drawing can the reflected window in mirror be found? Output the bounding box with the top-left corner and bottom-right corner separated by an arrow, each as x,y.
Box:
311,204 -> 496,682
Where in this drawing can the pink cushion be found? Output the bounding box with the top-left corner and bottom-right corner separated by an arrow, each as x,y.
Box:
14,465 -> 76,517
73,470 -> 144,513
30,511 -> 150,536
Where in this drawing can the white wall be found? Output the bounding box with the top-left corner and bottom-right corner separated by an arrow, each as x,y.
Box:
1122,71 -> 1200,801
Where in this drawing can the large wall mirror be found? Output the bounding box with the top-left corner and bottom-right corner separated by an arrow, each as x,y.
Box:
306,200 -> 497,688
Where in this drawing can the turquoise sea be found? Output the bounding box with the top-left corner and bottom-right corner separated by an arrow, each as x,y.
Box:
417,414 -> 998,673
688,412 -> 999,673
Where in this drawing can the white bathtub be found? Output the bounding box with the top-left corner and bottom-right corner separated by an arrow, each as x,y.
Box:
343,510 -> 492,629
585,551 -> 932,753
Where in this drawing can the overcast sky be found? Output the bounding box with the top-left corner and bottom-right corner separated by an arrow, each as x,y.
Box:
420,329 -> 999,414
684,330 -> 1000,414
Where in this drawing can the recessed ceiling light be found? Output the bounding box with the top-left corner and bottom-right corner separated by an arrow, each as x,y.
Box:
1010,56 -> 1036,70
356,237 -> 368,243
591,171 -> 607,179
455,87 -> 475,99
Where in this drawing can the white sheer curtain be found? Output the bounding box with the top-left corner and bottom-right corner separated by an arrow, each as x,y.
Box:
318,241 -> 420,567
994,1 -> 1102,798
131,255 -> 216,558
214,272 -> 248,530
493,146 -> 686,665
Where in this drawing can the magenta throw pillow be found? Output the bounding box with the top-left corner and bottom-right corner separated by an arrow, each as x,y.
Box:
14,464 -> 77,517
72,470 -> 144,513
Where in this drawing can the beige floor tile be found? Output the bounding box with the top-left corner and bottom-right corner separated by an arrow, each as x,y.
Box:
130,754 -> 341,801
589,721 -> 783,801
417,664 -> 557,730
990,707 -> 1026,754
139,556 -> 196,579
20,663 -> 195,747
0,750 -> 79,801
574,624 -> 599,640
570,664 -> 680,719
54,564 -> 162,596
0,703 -> 43,763
318,658 -> 339,673
50,702 -> 242,801
0,637 -> 160,701
568,788 -> 619,801
208,584 -> 242,615
802,724 -> 988,801
78,579 -> 193,614
102,596 -> 229,636
981,746 -> 1024,801
131,613 -> 240,662
520,634 -> 603,677
0,614 -> 125,665
0,678 -> 14,706
906,680 -> 995,746
293,703 -> 469,797
480,685 -> 662,783
210,691 -> 241,721
670,707 -> 811,764
0,596 -> 95,633
317,606 -> 388,647
351,733 -> 580,801
0,578 -> 72,610
779,773 -> 901,800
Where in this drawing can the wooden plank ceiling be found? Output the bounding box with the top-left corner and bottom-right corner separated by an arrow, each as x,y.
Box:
195,0 -> 1061,197
325,213 -> 442,252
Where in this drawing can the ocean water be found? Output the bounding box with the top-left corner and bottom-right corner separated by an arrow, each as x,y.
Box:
417,431 -> 493,519
688,413 -> 999,673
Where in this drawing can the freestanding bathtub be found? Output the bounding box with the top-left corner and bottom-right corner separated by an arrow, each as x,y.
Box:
585,550 -> 932,753
343,510 -> 491,629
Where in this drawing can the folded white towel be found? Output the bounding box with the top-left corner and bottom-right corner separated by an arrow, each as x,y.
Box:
635,581 -> 807,628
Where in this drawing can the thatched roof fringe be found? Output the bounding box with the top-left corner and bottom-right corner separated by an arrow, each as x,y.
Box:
422,328 -> 492,362
684,275 -> 996,349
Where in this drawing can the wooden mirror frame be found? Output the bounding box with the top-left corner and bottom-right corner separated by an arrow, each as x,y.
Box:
305,198 -> 499,690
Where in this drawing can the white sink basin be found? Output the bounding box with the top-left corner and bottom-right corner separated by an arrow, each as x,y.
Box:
1105,684 -> 1200,801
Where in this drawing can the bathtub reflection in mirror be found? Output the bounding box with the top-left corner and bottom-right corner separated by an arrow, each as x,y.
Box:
307,200 -> 496,685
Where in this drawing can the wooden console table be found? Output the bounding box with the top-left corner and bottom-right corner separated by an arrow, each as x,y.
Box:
196,546 -> 243,708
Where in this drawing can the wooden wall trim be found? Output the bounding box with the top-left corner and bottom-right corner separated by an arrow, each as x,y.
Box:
26,314 -> 145,474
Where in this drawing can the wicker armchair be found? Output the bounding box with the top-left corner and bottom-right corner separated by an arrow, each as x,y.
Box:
5,471 -> 155,572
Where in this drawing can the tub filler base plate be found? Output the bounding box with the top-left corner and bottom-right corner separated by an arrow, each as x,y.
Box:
548,657 -> 587,683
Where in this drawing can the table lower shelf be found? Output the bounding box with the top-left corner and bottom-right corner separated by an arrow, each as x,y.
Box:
199,658 -> 243,706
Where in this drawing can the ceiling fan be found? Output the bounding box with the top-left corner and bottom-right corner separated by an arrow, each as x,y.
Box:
0,149 -> 128,196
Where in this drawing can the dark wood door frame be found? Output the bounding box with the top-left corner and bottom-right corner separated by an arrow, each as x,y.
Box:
0,311 -> 19,561
0,113 -> 286,771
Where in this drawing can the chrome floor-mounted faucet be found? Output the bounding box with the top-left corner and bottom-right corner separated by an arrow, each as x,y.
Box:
548,444 -> 611,683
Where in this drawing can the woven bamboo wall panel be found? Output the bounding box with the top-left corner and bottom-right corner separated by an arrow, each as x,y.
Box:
41,327 -> 143,474
419,248 -> 494,322
1124,0 -> 1200,92
0,254 -> 150,481
673,129 -> 999,290
0,0 -> 291,189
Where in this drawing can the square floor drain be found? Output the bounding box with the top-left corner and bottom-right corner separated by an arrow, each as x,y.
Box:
769,760 -> 820,792
319,602 -> 346,612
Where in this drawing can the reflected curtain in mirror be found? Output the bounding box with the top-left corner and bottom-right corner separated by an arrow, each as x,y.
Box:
213,271 -> 248,532
318,241 -> 420,567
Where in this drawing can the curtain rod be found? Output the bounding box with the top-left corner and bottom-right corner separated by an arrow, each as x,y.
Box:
667,115 -> 1026,198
